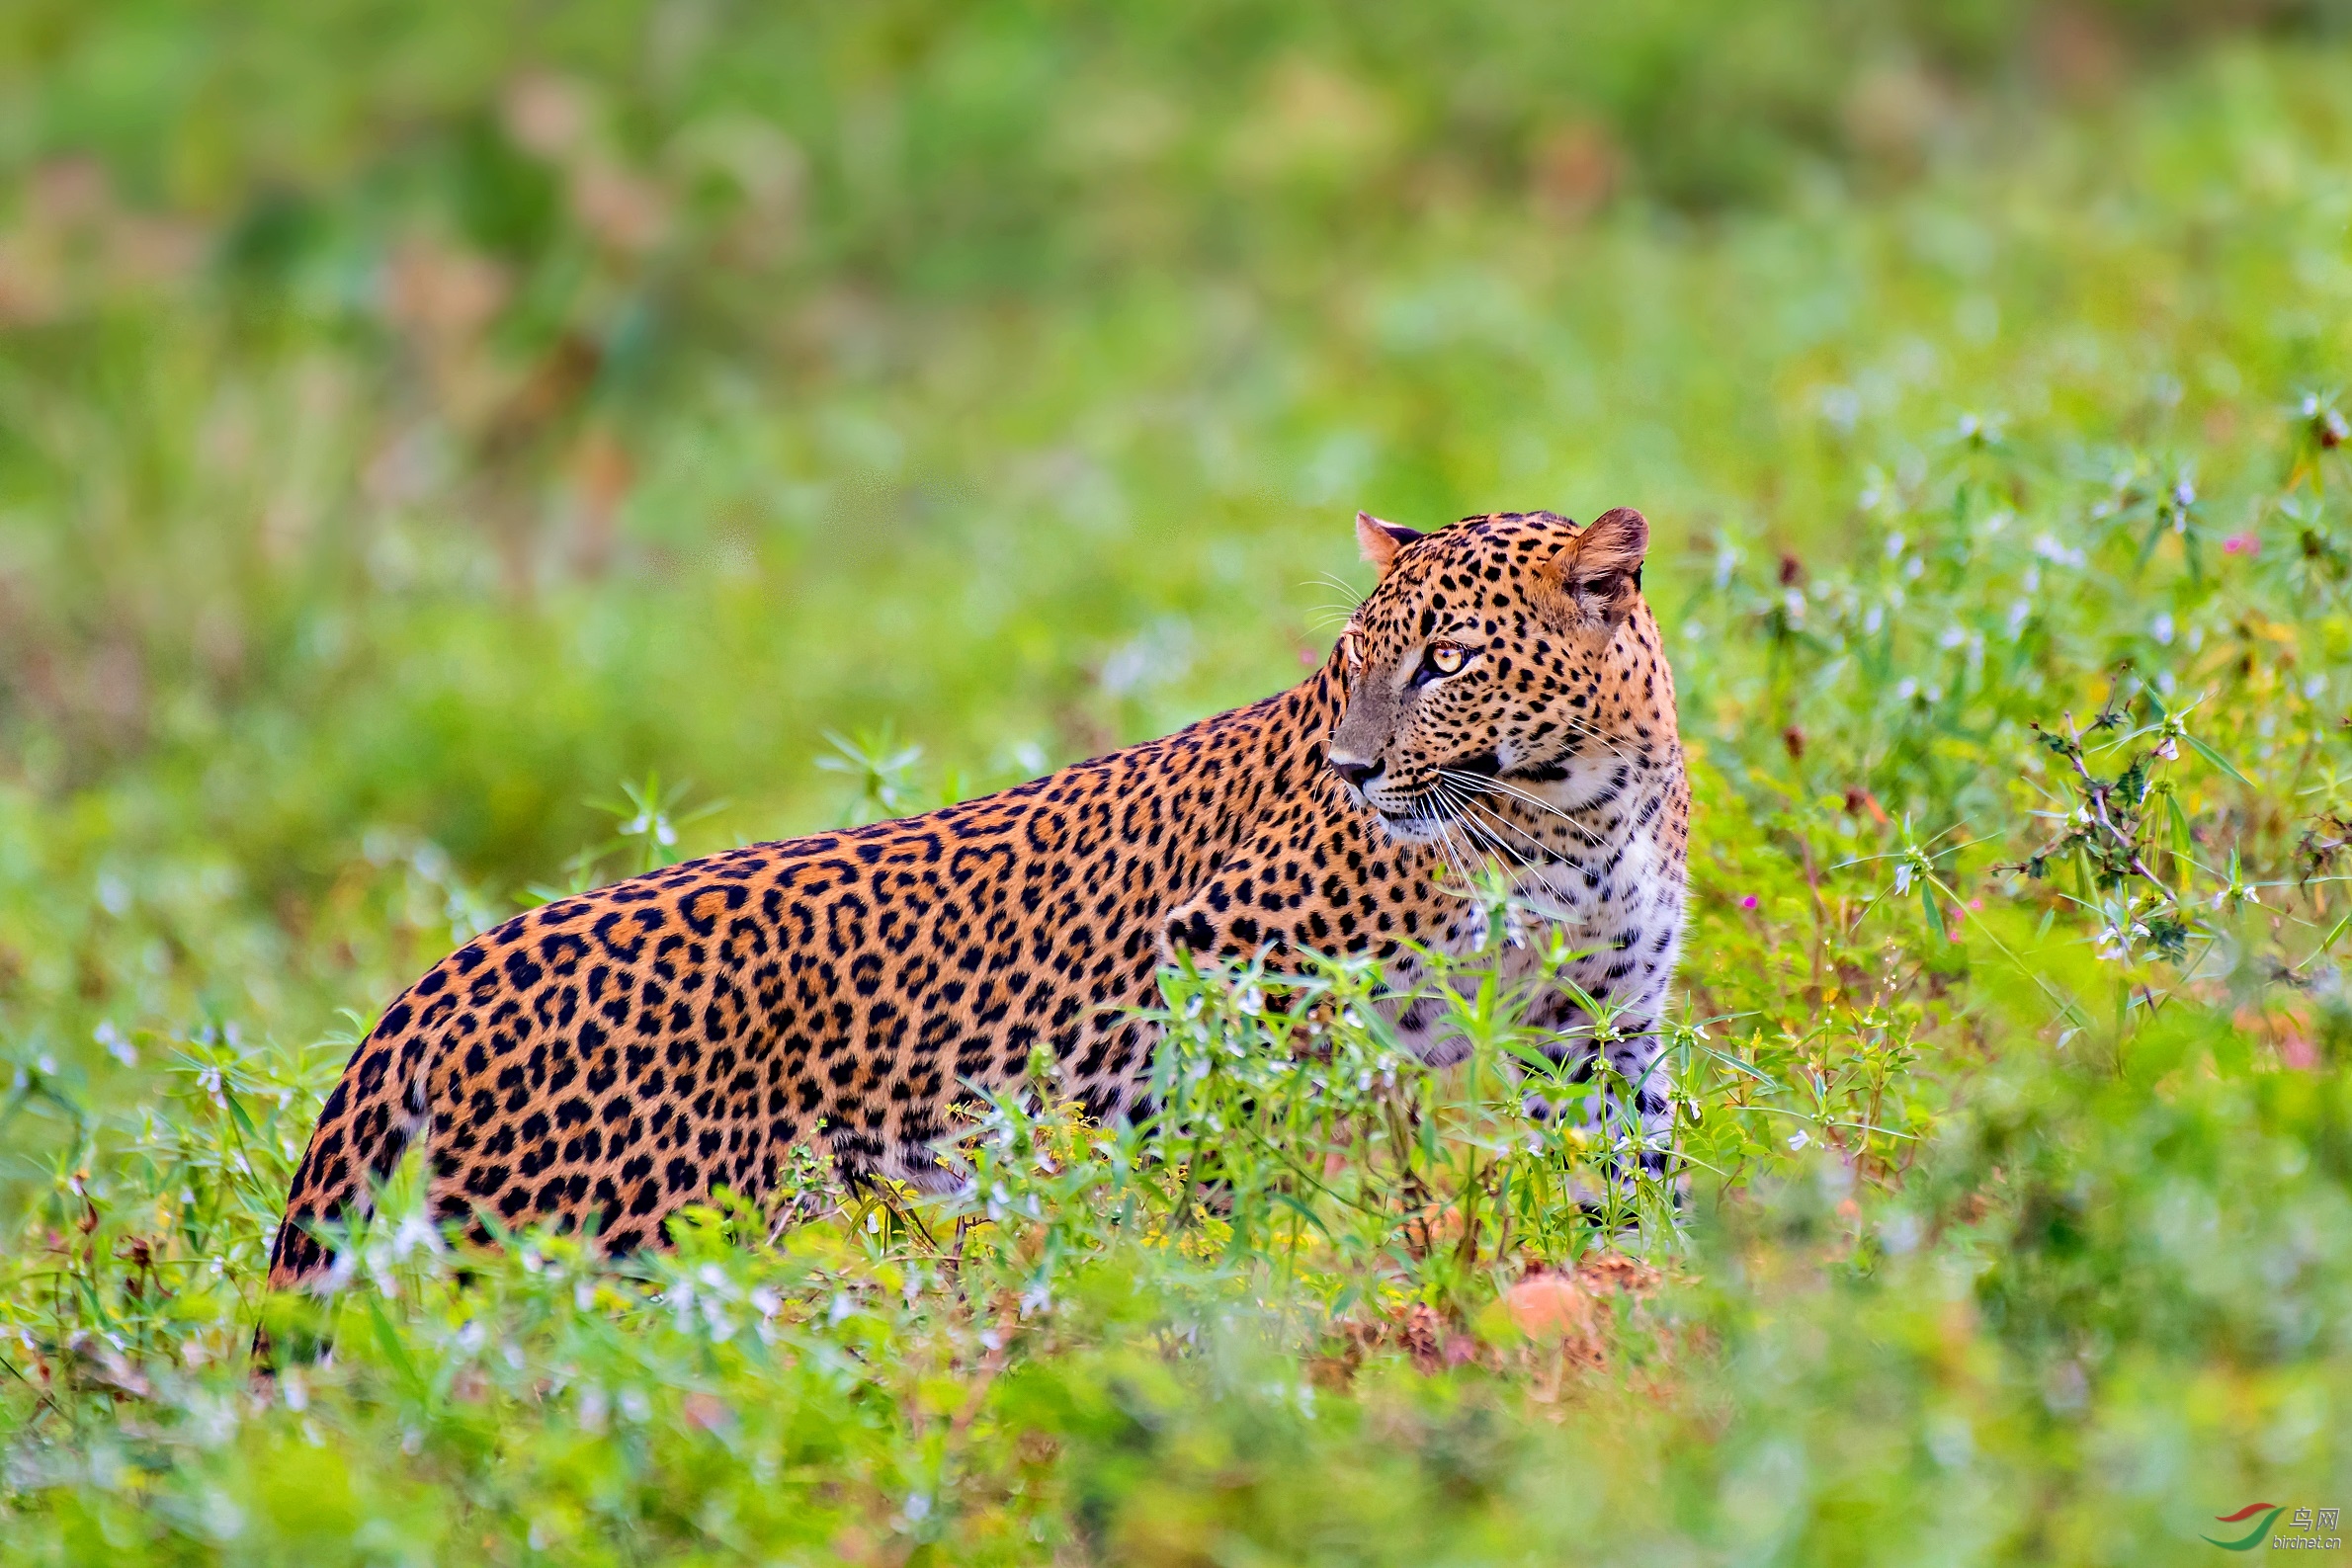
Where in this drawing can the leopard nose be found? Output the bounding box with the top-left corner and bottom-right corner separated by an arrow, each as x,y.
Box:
1328,752 -> 1382,790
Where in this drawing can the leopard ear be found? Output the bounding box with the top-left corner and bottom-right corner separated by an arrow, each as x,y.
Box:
1356,512 -> 1423,579
1544,507 -> 1649,626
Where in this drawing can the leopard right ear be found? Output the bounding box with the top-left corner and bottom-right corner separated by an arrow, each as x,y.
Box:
1356,512 -> 1423,579
1542,507 -> 1649,627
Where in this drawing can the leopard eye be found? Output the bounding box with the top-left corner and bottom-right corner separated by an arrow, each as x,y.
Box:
1419,641 -> 1471,682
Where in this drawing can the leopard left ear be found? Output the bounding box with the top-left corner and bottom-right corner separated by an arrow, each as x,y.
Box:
1544,507 -> 1649,626
1356,512 -> 1424,579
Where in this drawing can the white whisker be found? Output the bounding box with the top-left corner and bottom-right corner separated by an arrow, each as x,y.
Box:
1552,717 -> 1639,771
1436,768 -> 1603,849
1430,792 -> 1481,877
1463,802 -> 1553,866
1305,571 -> 1367,607
1414,787 -> 1483,898
1459,815 -> 1530,871
1299,575 -> 1367,630
1434,780 -> 1534,870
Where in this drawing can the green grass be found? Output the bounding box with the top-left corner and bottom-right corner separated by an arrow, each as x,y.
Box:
7,6 -> 2352,1562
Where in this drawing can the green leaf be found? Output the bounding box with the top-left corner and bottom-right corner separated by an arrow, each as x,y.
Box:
1502,1038 -> 1575,1081
1270,1191 -> 1332,1238
367,1290 -> 426,1399
2164,789 -> 2193,855
221,1088 -> 260,1142
1693,1042 -> 1784,1091
2181,730 -> 2251,786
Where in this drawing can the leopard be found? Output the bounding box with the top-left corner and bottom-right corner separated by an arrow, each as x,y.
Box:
266,506 -> 1690,1289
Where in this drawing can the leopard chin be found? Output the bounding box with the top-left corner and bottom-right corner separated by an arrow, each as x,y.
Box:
1371,809 -> 1449,844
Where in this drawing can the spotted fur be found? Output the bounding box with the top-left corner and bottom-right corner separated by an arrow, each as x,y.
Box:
266,508 -> 1688,1286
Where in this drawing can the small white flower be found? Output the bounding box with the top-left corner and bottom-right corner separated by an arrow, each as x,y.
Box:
389,1209 -> 444,1261
1787,1130 -> 1810,1151
2032,535 -> 2085,569
95,1021 -> 136,1067
96,872 -> 131,916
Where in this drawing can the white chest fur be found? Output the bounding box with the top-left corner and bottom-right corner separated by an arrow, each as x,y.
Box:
1382,773 -> 1686,1070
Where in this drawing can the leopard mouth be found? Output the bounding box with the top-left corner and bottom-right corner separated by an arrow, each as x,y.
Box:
1361,785 -> 1470,841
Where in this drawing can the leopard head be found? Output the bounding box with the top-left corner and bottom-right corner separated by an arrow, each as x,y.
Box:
1325,508 -> 1667,843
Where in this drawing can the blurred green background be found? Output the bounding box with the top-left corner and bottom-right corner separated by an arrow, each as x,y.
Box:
8,0 -> 2352,1068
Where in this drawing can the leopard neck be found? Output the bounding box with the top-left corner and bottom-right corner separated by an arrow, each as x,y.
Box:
1130,651 -> 1350,864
